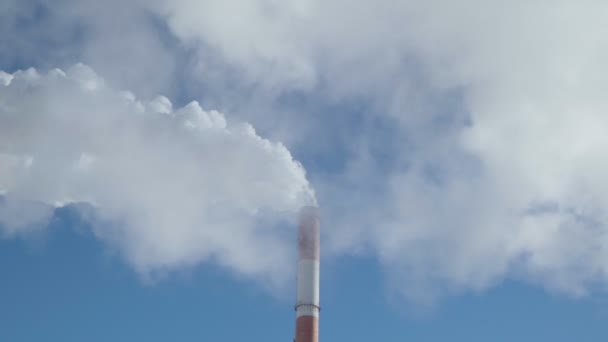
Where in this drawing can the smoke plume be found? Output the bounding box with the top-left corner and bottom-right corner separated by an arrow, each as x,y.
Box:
148,0 -> 608,300
3,0 -> 608,302
0,65 -> 314,285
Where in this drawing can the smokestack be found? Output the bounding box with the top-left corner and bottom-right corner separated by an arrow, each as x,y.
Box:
295,206 -> 320,342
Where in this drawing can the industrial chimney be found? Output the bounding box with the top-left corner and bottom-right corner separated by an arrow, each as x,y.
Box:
294,206 -> 320,342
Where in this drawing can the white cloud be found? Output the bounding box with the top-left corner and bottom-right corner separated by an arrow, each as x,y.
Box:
0,64 -> 314,286
388,0 -> 608,299
144,0 -> 608,299
4,0 -> 608,302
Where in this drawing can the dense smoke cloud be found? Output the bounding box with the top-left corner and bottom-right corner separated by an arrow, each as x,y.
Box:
0,65 -> 314,285
147,0 -> 608,300
3,0 -> 608,302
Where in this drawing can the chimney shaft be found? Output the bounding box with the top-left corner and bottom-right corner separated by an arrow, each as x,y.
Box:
295,206 -> 320,342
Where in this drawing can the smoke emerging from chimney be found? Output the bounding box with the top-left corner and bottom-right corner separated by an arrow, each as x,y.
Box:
0,65 -> 315,284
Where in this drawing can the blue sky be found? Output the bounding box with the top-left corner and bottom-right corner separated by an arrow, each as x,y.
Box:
3,0 -> 608,341
2,212 -> 608,341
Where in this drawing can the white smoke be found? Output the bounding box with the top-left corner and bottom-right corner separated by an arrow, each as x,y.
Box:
0,64 -> 314,285
379,0 -> 608,301
145,0 -> 608,300
4,0 -> 608,302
